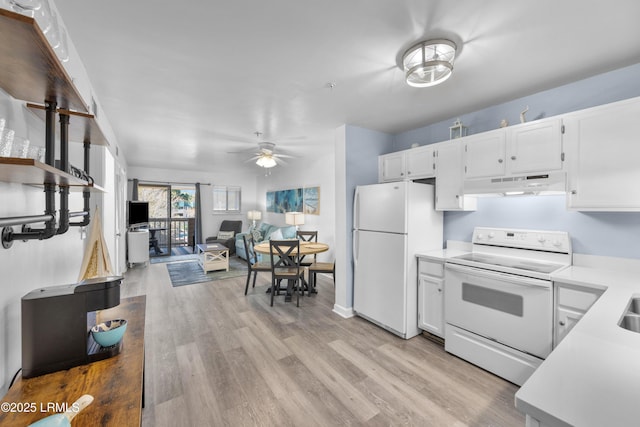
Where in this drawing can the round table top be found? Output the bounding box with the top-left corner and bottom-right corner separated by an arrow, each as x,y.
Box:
254,240 -> 329,255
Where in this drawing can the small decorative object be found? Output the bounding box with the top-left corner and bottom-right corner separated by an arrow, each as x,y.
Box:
500,119 -> 508,128
520,106 -> 529,123
450,118 -> 468,139
91,319 -> 127,347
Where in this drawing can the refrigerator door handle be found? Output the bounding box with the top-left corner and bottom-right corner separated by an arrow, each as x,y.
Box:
353,231 -> 359,266
353,187 -> 360,230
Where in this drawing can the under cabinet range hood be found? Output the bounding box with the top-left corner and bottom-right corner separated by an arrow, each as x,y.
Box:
463,171 -> 567,196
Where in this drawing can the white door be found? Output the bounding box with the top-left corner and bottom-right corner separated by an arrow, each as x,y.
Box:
353,230 -> 407,336
379,152 -> 405,182
463,129 -> 507,178
508,119 -> 563,174
418,275 -> 444,337
435,140 -> 467,210
565,97 -> 640,210
354,182 -> 407,233
406,145 -> 435,179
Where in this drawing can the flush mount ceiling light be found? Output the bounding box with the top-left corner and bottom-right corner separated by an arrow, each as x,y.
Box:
403,39 -> 457,88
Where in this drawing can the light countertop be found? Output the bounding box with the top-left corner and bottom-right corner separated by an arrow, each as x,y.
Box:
515,265 -> 640,427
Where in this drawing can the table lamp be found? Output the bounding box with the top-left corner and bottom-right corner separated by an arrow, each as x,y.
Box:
285,212 -> 304,231
247,210 -> 262,227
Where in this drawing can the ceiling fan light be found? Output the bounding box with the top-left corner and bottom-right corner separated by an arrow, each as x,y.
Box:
403,39 -> 456,88
256,155 -> 277,168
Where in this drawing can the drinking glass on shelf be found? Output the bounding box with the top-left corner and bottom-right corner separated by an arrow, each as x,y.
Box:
0,128 -> 14,157
10,136 -> 30,158
27,145 -> 45,162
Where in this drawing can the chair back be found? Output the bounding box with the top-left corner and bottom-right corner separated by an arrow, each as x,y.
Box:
242,234 -> 258,266
296,230 -> 317,242
269,239 -> 301,277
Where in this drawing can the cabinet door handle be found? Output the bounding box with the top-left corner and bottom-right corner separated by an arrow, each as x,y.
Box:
498,158 -> 503,163
511,156 -> 516,160
400,172 -> 404,176
437,288 -> 442,292
570,190 -> 577,195
407,171 -> 411,175
559,320 -> 566,326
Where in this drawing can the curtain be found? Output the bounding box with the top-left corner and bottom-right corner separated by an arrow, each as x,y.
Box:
194,182 -> 203,246
131,178 -> 139,200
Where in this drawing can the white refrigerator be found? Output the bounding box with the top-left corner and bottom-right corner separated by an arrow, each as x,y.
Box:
353,181 -> 443,339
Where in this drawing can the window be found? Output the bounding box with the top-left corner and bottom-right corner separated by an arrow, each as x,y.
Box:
213,185 -> 241,213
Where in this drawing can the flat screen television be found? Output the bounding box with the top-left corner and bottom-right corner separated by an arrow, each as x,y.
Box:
128,201 -> 149,227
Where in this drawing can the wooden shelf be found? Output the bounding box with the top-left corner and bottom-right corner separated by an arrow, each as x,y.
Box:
0,157 -> 104,191
0,9 -> 88,111
26,103 -> 109,146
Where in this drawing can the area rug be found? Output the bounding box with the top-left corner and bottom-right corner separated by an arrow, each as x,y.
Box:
151,254 -> 199,264
166,257 -> 248,287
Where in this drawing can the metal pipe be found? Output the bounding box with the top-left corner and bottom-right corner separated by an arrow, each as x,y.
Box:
56,113 -> 70,235
69,211 -> 89,218
44,101 -> 56,167
0,214 -> 54,228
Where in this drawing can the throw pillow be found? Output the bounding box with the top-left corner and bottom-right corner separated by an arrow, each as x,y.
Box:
217,230 -> 235,240
269,228 -> 284,240
251,229 -> 263,242
281,226 -> 297,239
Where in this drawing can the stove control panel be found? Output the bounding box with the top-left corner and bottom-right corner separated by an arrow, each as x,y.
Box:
472,227 -> 571,253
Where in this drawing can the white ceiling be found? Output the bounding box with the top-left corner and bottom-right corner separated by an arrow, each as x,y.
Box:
53,0 -> 640,173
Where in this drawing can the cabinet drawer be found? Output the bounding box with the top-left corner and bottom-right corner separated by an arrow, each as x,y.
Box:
419,260 -> 444,277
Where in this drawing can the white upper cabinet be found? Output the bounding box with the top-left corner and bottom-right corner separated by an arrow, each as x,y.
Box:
379,144 -> 435,182
508,119 -> 564,175
379,151 -> 405,182
463,129 -> 507,179
434,140 -> 476,211
406,145 -> 435,179
464,118 -> 563,180
564,97 -> 640,211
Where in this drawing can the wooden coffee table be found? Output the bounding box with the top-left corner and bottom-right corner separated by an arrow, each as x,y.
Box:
196,243 -> 229,272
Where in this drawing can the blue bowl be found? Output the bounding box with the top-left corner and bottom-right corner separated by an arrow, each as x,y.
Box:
91,319 -> 127,347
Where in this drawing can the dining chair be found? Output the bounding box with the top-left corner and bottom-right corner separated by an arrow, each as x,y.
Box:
242,234 -> 272,295
296,230 -> 318,266
307,260 -> 335,295
269,239 -> 304,307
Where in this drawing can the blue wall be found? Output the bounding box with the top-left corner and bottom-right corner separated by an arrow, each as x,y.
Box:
393,62 -> 640,259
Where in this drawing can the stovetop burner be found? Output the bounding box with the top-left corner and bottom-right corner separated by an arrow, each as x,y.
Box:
450,253 -> 565,274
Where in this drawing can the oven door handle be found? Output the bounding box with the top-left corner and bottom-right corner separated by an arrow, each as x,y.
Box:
445,263 -> 551,289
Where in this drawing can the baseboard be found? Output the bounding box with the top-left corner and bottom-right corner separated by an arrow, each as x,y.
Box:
332,304 -> 354,318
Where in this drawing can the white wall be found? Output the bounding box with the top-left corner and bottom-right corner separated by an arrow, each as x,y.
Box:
255,145 -> 336,264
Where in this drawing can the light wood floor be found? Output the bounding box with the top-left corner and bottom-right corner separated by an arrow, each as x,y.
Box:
122,259 -> 524,427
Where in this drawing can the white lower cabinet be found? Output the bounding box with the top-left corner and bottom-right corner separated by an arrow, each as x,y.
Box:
553,281 -> 603,347
418,259 -> 445,338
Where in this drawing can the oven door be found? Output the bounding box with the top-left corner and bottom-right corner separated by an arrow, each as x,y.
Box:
445,263 -> 552,359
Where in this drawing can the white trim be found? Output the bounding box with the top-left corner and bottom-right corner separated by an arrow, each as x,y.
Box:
332,303 -> 354,318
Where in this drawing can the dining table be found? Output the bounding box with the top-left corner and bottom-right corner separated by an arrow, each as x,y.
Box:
253,240 -> 329,300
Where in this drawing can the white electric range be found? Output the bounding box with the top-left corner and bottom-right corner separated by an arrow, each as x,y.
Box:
444,227 -> 572,386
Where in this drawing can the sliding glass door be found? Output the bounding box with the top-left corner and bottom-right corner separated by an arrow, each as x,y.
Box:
136,183 -> 196,258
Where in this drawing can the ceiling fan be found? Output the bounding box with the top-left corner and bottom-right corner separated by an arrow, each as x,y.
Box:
249,142 -> 294,168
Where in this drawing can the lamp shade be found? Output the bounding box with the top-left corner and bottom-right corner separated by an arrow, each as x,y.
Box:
403,39 -> 456,88
285,212 -> 304,226
247,210 -> 262,221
